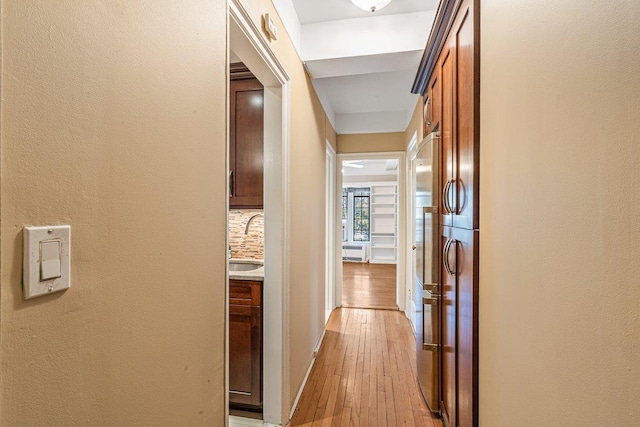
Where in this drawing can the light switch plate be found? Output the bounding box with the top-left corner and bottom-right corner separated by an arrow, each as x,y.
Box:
23,225 -> 71,299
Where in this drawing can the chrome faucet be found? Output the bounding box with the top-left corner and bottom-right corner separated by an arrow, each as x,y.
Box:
244,213 -> 264,235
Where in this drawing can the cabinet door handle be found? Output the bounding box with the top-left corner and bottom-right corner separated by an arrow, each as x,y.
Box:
424,96 -> 432,126
449,179 -> 456,214
442,239 -> 452,275
443,239 -> 457,275
442,180 -> 451,214
229,171 -> 234,197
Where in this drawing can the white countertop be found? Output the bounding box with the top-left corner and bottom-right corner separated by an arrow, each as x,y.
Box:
228,258 -> 264,281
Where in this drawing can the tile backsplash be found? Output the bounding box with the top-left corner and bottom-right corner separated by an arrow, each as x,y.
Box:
229,209 -> 264,260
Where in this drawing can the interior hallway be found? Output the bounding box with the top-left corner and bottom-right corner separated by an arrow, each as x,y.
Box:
342,263 -> 397,310
290,308 -> 441,427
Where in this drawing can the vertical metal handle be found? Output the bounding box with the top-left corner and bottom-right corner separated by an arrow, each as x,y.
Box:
442,239 -> 452,275
443,239 -> 457,275
229,171 -> 234,197
424,97 -> 432,126
442,180 -> 451,214
422,296 -> 439,351
449,179 -> 456,214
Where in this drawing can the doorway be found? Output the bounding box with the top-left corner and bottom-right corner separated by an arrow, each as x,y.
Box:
336,152 -> 407,311
228,1 -> 291,425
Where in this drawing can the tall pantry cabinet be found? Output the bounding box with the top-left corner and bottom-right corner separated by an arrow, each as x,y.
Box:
412,0 -> 480,426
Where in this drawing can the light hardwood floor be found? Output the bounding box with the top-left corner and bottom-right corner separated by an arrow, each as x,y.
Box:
342,262 -> 397,310
290,308 -> 442,427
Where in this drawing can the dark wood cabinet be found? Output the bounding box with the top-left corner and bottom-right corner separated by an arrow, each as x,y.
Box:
439,0 -> 479,231
440,226 -> 478,427
440,226 -> 457,427
440,45 -> 454,229
413,1 -> 479,426
451,3 -> 478,231
229,279 -> 262,411
453,227 -> 478,427
230,63 -> 264,209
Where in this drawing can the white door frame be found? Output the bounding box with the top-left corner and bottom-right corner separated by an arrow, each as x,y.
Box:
336,151 -> 407,311
325,143 -> 337,322
406,131 -> 419,324
229,1 -> 291,424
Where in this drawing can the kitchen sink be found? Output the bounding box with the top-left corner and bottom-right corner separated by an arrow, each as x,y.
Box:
229,260 -> 263,272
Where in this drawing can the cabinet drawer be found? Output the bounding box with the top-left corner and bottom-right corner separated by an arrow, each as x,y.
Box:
229,280 -> 261,306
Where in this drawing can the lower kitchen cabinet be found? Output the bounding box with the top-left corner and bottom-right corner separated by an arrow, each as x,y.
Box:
229,279 -> 262,411
441,226 -> 478,427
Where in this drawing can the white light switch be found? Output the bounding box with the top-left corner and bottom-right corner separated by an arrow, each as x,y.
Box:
40,240 -> 62,280
23,225 -> 71,299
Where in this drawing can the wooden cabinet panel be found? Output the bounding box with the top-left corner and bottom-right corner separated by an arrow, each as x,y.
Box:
440,226 -> 456,427
452,4 -> 478,231
440,46 -> 454,228
229,75 -> 264,208
229,279 -> 261,306
229,280 -> 262,411
440,226 -> 478,427
437,0 -> 478,231
452,227 -> 478,427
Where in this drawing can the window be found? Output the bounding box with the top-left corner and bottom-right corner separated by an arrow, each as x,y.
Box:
342,187 -> 370,242
342,188 -> 348,221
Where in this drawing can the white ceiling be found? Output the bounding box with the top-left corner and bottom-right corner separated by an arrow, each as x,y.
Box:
292,0 -> 439,25
273,0 -> 439,135
342,159 -> 399,176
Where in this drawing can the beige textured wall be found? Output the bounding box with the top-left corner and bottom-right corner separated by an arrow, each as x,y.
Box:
337,132 -> 406,153
480,1 -> 640,426
0,1 -> 227,425
234,0 -> 331,409
326,117 -> 338,152
404,98 -> 424,149
229,210 -> 264,260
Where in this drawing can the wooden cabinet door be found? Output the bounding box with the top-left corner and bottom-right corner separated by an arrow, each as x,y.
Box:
229,280 -> 262,410
452,1 -> 479,231
440,226 -> 478,427
440,226 -> 456,427
452,227 -> 478,427
229,78 -> 264,208
440,43 -> 455,228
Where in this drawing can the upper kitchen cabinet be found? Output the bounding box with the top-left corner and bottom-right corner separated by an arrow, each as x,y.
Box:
413,0 -> 479,231
230,63 -> 264,209
450,1 -> 478,231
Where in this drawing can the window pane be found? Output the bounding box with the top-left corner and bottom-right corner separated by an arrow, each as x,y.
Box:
352,187 -> 370,242
342,188 -> 348,220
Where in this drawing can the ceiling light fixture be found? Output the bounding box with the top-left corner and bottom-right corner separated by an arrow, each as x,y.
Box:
350,0 -> 392,13
343,161 -> 365,169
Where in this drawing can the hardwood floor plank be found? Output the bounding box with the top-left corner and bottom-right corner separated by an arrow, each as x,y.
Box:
290,308 -> 442,427
340,407 -> 352,427
342,262 -> 398,310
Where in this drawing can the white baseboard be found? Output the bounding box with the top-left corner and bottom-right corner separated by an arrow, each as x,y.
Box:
288,329 -> 326,421
313,329 -> 326,357
407,300 -> 417,333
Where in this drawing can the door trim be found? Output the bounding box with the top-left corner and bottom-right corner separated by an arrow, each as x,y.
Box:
325,143 -> 337,321
336,151 -> 407,311
229,1 -> 291,424
406,131 -> 419,324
